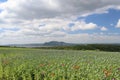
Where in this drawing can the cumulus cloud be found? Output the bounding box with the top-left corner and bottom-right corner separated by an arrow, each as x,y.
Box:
0,18 -> 97,37
0,0 -> 120,20
0,0 -> 120,44
116,19 -> 120,28
0,31 -> 120,44
100,27 -> 108,31
71,21 -> 97,31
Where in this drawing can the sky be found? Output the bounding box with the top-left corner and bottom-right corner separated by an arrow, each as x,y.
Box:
0,0 -> 120,44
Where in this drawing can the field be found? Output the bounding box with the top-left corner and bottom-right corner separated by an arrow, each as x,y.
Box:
0,47 -> 120,80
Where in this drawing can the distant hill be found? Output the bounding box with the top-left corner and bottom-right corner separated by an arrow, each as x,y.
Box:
43,41 -> 74,46
1,42 -> 120,52
2,41 -> 75,47
4,43 -> 43,48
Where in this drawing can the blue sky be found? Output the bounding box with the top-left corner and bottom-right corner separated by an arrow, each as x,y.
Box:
0,0 -> 7,2
0,0 -> 120,44
85,9 -> 120,33
73,9 -> 120,34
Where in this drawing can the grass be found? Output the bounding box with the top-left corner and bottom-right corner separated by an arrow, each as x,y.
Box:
0,47 -> 120,80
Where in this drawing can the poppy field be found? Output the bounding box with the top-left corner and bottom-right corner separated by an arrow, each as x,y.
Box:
0,47 -> 120,80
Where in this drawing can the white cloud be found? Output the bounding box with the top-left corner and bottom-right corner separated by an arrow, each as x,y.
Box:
116,19 -> 120,28
0,0 -> 120,20
110,24 -> 113,26
24,19 -> 98,36
0,0 -> 120,44
0,15 -> 119,44
100,27 -> 108,31
71,21 -> 97,31
0,18 -> 96,37
0,32 -> 120,45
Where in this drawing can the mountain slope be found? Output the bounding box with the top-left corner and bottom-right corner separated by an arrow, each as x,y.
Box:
43,41 -> 73,46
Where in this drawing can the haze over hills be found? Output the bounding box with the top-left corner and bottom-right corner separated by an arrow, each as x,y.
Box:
43,41 -> 74,46
1,41 -> 75,47
0,41 -> 120,52
1,41 -> 120,48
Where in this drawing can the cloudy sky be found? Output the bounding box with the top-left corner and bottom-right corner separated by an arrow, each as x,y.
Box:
0,0 -> 120,44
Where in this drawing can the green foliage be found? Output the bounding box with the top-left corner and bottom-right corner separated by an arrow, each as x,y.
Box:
0,47 -> 120,80
37,44 -> 120,52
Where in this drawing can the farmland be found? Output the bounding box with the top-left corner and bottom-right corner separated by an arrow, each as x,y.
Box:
0,47 -> 120,80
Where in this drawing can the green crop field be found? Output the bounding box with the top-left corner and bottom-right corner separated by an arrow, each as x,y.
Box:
0,47 -> 120,80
